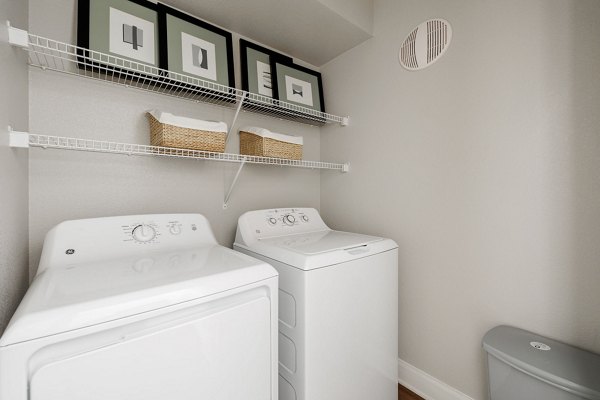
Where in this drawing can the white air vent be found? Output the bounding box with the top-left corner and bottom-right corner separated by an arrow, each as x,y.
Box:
399,19 -> 452,71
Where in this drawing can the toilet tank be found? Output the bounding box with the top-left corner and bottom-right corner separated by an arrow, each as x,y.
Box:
482,326 -> 600,400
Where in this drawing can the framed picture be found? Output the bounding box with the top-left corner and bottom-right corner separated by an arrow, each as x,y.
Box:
240,39 -> 292,99
157,3 -> 235,89
77,0 -> 160,72
271,58 -> 326,115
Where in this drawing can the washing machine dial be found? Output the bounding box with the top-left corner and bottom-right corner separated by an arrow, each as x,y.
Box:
169,224 -> 182,235
301,215 -> 309,222
268,217 -> 277,225
132,224 -> 156,243
283,214 -> 296,226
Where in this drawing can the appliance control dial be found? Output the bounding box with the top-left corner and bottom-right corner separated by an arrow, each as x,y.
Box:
169,224 -> 182,235
268,217 -> 277,225
301,215 -> 309,222
132,224 -> 156,243
283,214 -> 296,226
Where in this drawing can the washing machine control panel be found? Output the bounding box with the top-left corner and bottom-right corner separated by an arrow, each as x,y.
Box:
237,208 -> 329,242
264,209 -> 310,228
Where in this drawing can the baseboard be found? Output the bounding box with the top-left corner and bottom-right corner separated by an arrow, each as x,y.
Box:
398,358 -> 475,400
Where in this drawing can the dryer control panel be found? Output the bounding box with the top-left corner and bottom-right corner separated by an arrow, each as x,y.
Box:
235,208 -> 329,246
37,214 -> 217,275
120,218 -> 189,245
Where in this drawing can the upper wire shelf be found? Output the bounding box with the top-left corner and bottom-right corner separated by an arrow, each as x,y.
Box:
11,27 -> 348,127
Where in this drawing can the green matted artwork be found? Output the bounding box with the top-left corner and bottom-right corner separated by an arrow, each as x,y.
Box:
77,0 -> 159,69
157,3 -> 235,88
240,39 -> 292,99
271,58 -> 325,115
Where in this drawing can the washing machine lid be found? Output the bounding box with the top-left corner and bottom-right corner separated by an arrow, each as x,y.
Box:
239,230 -> 397,270
483,325 -> 600,399
0,245 -> 276,346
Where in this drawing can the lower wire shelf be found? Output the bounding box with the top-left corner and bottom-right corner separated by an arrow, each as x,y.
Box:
9,131 -> 349,172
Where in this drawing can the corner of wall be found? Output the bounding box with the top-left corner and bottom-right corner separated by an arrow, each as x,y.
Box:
0,0 -> 29,333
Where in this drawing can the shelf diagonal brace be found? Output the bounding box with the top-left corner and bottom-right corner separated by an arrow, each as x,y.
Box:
225,95 -> 245,147
223,159 -> 246,209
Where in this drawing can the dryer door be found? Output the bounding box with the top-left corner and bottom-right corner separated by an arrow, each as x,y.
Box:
28,290 -> 272,400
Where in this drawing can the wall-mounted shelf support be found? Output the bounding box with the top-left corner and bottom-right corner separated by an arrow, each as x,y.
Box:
8,126 -> 30,148
223,160 -> 246,209
6,22 -> 29,48
6,23 -> 352,207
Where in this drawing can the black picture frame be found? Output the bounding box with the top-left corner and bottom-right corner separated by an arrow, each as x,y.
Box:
239,39 -> 293,114
240,39 -> 292,96
270,58 -> 326,122
77,0 -> 160,80
157,2 -> 235,96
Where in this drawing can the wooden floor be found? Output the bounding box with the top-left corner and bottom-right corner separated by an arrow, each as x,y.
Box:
398,384 -> 425,400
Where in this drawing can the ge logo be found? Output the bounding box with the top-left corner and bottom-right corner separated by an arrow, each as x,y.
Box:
65,249 -> 75,255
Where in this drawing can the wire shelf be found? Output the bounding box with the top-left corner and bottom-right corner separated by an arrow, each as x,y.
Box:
24,133 -> 349,172
22,33 -> 346,126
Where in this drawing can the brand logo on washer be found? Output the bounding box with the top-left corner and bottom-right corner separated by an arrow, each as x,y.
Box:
65,249 -> 75,255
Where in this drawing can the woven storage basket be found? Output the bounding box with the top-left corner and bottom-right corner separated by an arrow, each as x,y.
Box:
147,112 -> 226,153
240,130 -> 302,160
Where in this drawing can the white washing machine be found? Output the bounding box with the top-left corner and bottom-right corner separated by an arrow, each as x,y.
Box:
234,208 -> 398,400
0,214 -> 278,400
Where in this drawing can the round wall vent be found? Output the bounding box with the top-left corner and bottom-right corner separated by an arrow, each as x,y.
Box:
399,19 -> 452,71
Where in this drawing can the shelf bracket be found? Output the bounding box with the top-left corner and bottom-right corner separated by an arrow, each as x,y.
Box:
5,21 -> 29,48
8,126 -> 29,148
225,96 -> 245,147
223,160 -> 246,209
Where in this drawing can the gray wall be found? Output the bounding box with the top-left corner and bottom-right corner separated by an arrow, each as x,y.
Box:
321,0 -> 600,398
0,0 -> 29,333
28,0 -> 324,277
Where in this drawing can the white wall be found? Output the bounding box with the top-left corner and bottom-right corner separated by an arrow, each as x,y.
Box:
0,0 -> 29,333
321,0 -> 600,398
27,0 -> 323,277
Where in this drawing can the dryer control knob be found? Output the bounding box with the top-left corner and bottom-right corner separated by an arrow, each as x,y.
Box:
301,215 -> 309,222
132,224 -> 156,243
268,217 -> 277,225
283,214 -> 296,226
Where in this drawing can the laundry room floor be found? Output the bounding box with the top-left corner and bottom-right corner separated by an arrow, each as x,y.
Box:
398,384 -> 424,400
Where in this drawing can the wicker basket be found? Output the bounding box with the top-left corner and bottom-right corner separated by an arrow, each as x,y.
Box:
147,112 -> 226,153
240,130 -> 303,160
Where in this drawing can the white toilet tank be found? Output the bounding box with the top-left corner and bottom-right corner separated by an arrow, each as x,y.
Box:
483,326 -> 600,400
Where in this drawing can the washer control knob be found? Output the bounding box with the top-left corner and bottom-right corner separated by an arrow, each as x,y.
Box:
301,215 -> 309,222
268,217 -> 277,225
132,224 -> 156,243
283,214 -> 296,226
169,225 -> 182,235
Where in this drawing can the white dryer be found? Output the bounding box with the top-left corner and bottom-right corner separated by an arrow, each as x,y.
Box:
0,214 -> 278,400
234,208 -> 398,400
